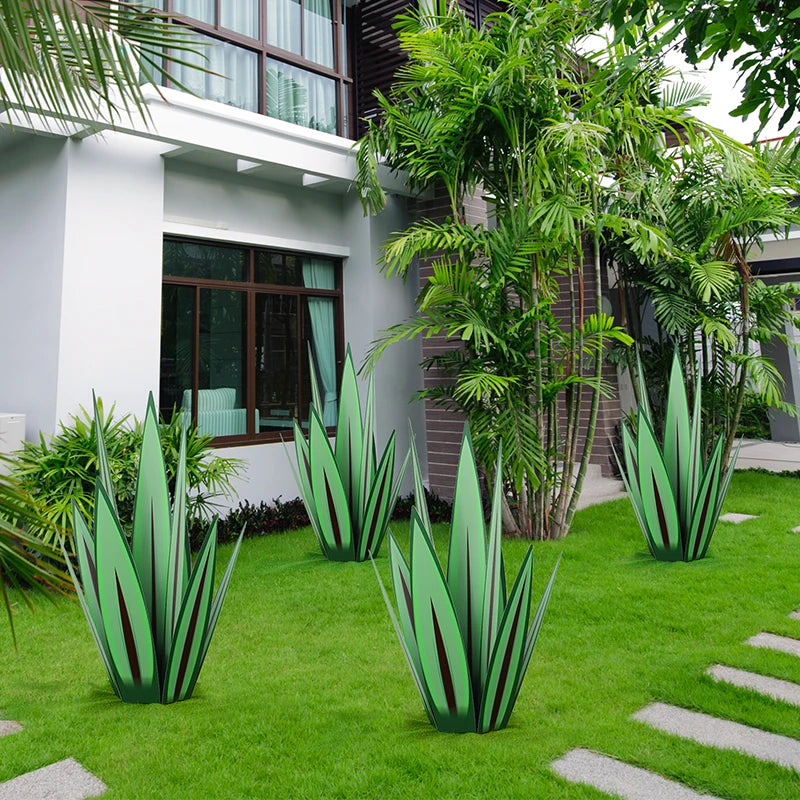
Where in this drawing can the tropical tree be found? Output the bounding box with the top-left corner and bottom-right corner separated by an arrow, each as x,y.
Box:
609,134 -> 800,460
356,0 -> 712,539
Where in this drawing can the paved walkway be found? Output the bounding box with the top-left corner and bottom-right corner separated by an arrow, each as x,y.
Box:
0,719 -> 106,799
553,610 -> 800,797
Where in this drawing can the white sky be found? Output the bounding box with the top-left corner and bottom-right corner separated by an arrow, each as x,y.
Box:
664,48 -> 800,143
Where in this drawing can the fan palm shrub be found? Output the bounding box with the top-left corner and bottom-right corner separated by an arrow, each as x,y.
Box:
374,427 -> 560,733
0,466 -> 72,645
616,354 -> 737,562
66,395 -> 242,703
291,347 -> 407,562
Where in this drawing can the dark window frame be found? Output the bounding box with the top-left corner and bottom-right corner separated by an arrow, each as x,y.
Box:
160,236 -> 345,447
161,0 -> 356,137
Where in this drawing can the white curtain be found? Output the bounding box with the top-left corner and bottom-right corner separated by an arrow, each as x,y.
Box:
221,0 -> 259,38
173,0 -> 213,26
268,0 -> 301,54
304,0 -> 334,68
302,259 -> 337,426
266,60 -> 336,133
172,32 -> 258,112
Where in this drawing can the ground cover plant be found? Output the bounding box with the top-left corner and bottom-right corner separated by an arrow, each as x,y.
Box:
2,471 -> 800,798
66,396 -> 242,704
291,347 -> 407,562
376,428 -> 559,732
617,355 -> 737,562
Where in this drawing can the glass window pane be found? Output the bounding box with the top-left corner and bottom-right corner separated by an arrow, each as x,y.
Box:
266,59 -> 337,134
255,252 -> 302,286
170,31 -> 258,112
196,290 -> 248,437
221,0 -> 259,39
267,0 -> 301,56
256,294 -> 301,432
164,241 -> 248,281
173,0 -> 214,26
159,284 -> 195,424
304,0 -> 334,69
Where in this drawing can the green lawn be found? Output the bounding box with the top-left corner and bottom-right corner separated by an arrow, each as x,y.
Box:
2,471 -> 800,798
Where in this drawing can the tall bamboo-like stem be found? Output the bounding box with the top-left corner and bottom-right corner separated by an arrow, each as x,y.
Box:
563,193 -> 604,534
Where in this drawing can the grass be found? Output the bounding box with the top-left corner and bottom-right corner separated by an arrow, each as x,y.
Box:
2,471 -> 800,798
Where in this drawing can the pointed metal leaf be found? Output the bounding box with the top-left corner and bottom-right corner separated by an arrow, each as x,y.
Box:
357,433 -> 397,560
446,426 -> 487,682
663,354 -> 691,513
411,514 -> 474,732
335,347 -> 363,519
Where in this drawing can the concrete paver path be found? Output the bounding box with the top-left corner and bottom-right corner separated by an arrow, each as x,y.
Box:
0,759 -> 106,800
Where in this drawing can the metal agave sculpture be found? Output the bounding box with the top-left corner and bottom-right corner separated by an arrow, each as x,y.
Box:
291,346 -> 407,562
65,394 -> 243,704
374,426 -> 560,733
616,354 -> 738,562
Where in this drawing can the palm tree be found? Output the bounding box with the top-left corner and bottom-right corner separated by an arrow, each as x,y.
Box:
0,0 -> 199,129
0,1 -> 200,634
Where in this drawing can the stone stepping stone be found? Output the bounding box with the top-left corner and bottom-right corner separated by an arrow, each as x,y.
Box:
0,721 -> 22,738
0,758 -> 106,800
634,702 -> 800,771
747,632 -> 800,658
552,748 -> 724,799
718,513 -> 758,524
708,664 -> 800,706
792,526 -> 800,534
789,611 -> 800,621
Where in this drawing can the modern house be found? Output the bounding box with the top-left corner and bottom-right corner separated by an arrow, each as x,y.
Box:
0,0 -> 514,505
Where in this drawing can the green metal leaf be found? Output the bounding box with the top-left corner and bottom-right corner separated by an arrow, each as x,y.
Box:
163,520 -> 217,703
184,526 -> 245,700
687,437 -> 723,561
308,341 -> 323,413
373,450 -> 409,558
357,433 -> 397,561
507,553 -> 561,716
92,392 -> 117,519
382,532 -> 437,726
95,484 -> 159,703
409,423 -> 431,536
63,518 -> 122,699
289,422 -> 328,557
309,407 -> 353,560
357,372 -> 378,532
614,430 -> 655,558
411,514 -> 474,733
684,371 -> 704,527
479,446 -> 506,688
335,347 -> 364,521
446,426 -> 487,683
636,414 -> 681,560
663,354 -> 691,514
164,427 -> 190,656
711,437 -> 741,534
132,393 -> 172,652
478,547 -> 533,733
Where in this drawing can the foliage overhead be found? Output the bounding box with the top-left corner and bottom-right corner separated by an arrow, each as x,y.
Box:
595,0 -> 800,136
0,0 -> 205,129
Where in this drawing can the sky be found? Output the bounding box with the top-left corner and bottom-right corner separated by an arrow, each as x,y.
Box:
664,49 -> 800,144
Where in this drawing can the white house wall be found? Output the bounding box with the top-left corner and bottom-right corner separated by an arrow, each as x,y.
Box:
0,103 -> 424,507
0,135 -> 69,437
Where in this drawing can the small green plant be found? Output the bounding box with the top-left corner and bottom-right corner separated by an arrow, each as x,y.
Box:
291,347 -> 407,562
12,401 -> 243,545
65,395 -> 242,704
374,427 -> 560,733
616,354 -> 738,562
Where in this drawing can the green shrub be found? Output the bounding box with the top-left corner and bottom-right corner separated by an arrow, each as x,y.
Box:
11,400 -> 243,545
736,392 -> 772,440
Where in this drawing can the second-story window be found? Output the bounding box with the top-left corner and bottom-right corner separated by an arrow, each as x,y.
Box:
160,0 -> 355,137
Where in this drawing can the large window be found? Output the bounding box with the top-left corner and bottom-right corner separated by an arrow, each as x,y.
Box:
160,239 -> 343,444
158,0 -> 356,136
